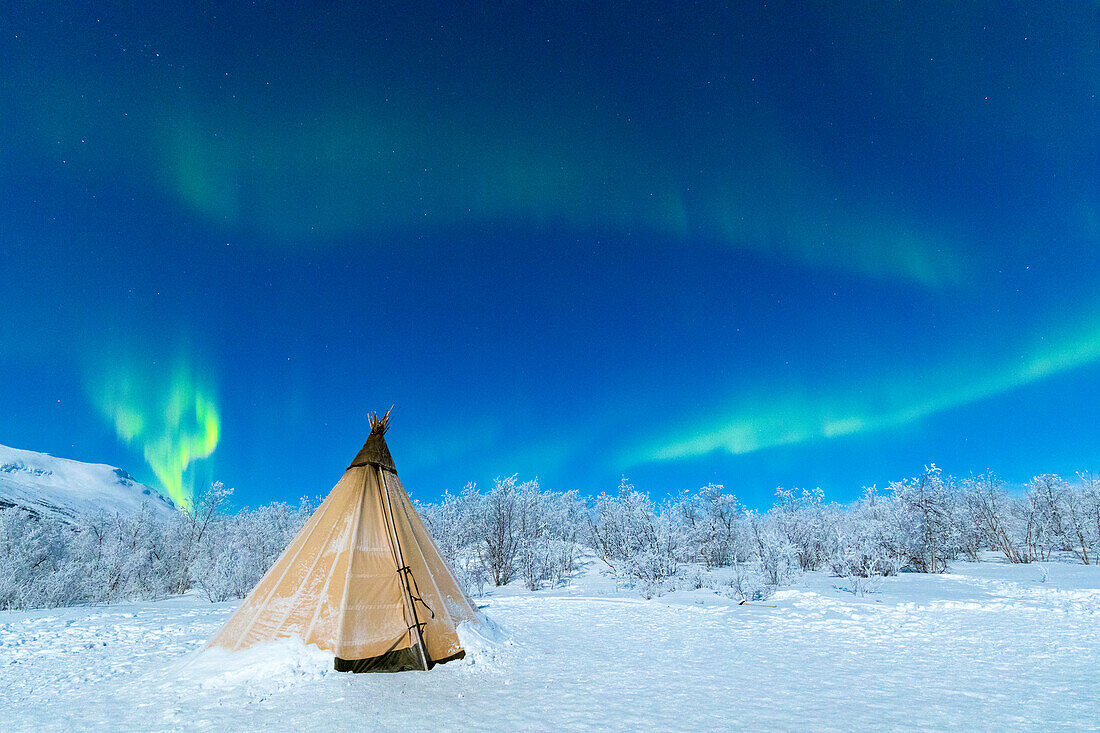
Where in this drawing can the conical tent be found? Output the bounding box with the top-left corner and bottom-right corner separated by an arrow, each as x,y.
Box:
209,410 -> 479,672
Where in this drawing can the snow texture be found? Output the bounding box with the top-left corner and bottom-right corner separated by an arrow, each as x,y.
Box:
2,557 -> 1098,731
0,443 -> 176,521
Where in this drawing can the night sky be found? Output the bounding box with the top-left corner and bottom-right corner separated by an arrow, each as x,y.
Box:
3,3 -> 1099,509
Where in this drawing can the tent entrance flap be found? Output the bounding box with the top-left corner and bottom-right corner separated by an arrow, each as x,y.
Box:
335,643 -> 426,673
334,645 -> 468,673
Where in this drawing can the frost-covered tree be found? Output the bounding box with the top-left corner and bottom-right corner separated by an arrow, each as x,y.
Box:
1029,474 -> 1068,549
888,465 -> 959,573
959,473 -> 1036,563
0,508 -> 77,609
955,477 -> 990,562
588,479 -> 683,595
772,487 -> 832,571
420,476 -> 584,593
191,498 -> 314,602
79,505 -> 175,603
671,484 -> 751,568
478,475 -> 526,586
748,511 -> 798,586
512,481 -> 582,590
1062,472 -> 1100,565
0,481 -> 316,610
418,483 -> 487,595
1061,479 -> 1096,565
0,502 -> 179,609
829,486 -> 902,581
167,481 -> 234,595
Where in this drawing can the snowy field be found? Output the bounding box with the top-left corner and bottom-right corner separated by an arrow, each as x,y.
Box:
3,557 -> 1099,732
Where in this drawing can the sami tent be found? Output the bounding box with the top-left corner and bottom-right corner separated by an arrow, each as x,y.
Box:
208,409 -> 478,672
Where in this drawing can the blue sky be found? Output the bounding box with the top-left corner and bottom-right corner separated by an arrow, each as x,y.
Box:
3,3 -> 1099,509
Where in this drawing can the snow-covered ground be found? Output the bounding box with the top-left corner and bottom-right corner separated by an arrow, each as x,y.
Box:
2,557 -> 1099,731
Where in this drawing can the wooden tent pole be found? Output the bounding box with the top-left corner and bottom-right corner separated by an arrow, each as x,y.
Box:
378,465 -> 430,671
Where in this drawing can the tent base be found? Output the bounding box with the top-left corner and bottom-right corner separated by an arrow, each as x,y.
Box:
334,646 -> 466,673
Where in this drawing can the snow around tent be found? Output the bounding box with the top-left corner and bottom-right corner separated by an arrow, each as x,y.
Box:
208,409 -> 479,672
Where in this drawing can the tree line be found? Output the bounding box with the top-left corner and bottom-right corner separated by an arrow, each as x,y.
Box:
3,467 -> 1100,610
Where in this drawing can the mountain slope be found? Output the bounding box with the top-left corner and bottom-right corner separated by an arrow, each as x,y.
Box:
0,443 -> 177,521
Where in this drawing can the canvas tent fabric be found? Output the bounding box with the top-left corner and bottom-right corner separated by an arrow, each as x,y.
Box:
208,411 -> 479,672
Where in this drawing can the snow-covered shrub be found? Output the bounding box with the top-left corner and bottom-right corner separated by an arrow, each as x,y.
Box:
192,549 -> 240,602
725,563 -> 774,602
678,566 -> 709,591
836,568 -> 882,596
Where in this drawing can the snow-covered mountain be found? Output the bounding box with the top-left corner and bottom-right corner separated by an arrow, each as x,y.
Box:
0,443 -> 178,521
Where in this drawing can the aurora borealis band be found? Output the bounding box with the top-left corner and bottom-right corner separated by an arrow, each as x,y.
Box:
2,3 -> 1099,508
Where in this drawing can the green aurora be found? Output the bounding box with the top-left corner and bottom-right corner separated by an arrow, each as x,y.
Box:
91,362 -> 220,511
